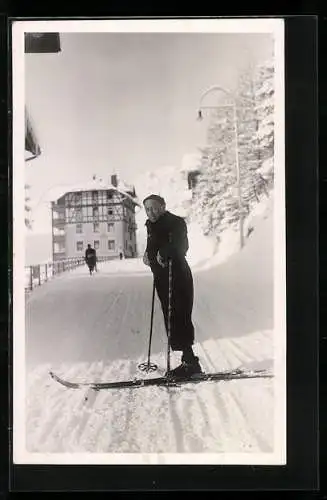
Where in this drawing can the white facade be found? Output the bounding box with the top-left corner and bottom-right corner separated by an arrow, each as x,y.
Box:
65,219 -> 136,259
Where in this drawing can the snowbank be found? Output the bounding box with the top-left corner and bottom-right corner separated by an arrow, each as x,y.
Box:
185,221 -> 217,267
194,193 -> 273,271
92,257 -> 151,276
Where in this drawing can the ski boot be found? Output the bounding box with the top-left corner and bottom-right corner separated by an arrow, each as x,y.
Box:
167,356 -> 203,379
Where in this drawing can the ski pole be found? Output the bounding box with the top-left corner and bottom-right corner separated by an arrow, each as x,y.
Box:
138,278 -> 158,372
166,232 -> 173,375
166,257 -> 172,375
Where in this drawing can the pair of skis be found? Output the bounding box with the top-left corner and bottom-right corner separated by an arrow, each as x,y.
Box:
49,250 -> 273,392
49,367 -> 273,391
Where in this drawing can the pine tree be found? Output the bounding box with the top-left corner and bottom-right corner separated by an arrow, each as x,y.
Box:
235,58 -> 274,210
254,59 -> 274,186
192,106 -> 240,236
235,62 -> 260,209
191,57 -> 275,242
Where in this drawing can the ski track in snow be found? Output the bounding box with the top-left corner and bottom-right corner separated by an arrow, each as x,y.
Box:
26,339 -> 274,454
25,204 -> 276,455
25,286 -> 274,454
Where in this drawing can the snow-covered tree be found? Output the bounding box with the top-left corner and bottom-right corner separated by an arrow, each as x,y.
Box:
191,57 -> 275,240
253,59 -> 274,184
235,58 -> 274,209
235,62 -> 261,206
192,106 -> 240,236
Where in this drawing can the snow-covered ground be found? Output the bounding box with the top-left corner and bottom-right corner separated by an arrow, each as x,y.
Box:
26,331 -> 273,455
20,194 -> 284,463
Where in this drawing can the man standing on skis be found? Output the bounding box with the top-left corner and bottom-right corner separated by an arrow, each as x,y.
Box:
143,194 -> 203,378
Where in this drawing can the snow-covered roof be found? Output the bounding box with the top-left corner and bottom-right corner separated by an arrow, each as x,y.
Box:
118,179 -> 135,194
50,179 -> 141,206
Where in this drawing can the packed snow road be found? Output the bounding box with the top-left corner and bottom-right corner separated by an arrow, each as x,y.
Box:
24,207 -> 276,457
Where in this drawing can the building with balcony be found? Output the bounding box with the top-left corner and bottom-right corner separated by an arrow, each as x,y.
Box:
51,175 -> 139,261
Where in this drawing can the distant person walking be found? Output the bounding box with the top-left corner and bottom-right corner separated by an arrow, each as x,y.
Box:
85,244 -> 97,275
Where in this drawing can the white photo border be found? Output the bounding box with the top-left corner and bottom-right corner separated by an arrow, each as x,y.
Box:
12,17 -> 286,466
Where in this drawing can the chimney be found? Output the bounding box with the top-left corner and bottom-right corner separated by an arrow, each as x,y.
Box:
111,174 -> 118,187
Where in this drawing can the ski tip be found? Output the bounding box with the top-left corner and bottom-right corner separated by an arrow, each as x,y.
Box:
49,371 -> 59,381
49,371 -> 62,382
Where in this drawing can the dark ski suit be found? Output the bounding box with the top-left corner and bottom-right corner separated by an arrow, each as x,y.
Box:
145,211 -> 195,351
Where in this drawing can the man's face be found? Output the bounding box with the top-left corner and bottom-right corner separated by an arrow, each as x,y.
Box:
144,199 -> 165,223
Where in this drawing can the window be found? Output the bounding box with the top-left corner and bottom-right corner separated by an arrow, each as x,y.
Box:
107,223 -> 114,232
188,171 -> 200,190
93,222 -> 99,232
93,207 -> 99,219
75,193 -> 82,205
108,240 -> 115,251
92,190 -> 98,203
76,223 -> 83,233
107,191 -> 113,200
75,210 -> 82,222
54,242 -> 65,253
76,241 -> 83,251
94,240 -> 100,250
108,208 -> 113,216
53,211 -> 64,221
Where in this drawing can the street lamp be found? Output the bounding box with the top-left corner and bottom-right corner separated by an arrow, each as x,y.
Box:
197,85 -> 248,250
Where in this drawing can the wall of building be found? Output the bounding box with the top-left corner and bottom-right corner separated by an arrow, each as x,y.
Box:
65,220 -> 126,258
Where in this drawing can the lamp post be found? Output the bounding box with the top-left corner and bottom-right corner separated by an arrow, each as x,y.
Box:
197,85 -> 247,250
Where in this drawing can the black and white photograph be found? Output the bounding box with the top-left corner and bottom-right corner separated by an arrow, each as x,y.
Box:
13,18 -> 286,465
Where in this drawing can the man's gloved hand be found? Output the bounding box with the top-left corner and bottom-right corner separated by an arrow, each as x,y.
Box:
156,251 -> 167,268
143,251 -> 150,267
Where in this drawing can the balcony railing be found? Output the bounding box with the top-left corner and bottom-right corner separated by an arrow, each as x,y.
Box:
52,218 -> 65,227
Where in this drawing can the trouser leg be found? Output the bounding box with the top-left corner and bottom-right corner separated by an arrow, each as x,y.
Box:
154,270 -> 195,352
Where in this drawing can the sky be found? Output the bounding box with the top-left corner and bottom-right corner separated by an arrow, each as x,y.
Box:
24,30 -> 273,233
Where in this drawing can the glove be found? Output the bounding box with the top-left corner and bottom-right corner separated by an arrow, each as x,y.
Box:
143,251 -> 150,267
156,251 -> 167,268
